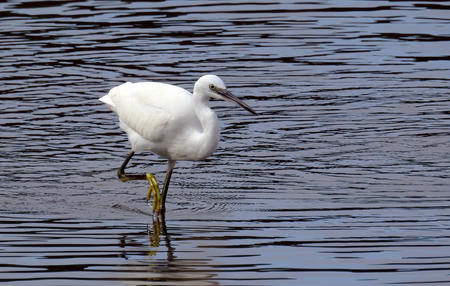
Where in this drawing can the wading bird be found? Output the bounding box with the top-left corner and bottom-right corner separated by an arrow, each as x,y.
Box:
100,75 -> 256,217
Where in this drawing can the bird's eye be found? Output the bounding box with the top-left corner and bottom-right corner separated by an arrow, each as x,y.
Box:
209,84 -> 215,90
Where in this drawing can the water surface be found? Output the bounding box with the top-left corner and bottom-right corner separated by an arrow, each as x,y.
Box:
0,0 -> 449,285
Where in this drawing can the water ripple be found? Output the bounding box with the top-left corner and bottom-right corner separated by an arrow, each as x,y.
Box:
1,0 -> 449,285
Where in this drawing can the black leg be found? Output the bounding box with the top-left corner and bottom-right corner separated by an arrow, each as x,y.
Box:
160,160 -> 176,214
117,151 -> 175,217
117,151 -> 147,181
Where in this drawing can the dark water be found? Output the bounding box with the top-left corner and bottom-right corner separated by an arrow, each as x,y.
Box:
1,0 -> 449,285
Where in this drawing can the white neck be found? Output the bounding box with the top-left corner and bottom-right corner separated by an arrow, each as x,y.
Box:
190,94 -> 219,160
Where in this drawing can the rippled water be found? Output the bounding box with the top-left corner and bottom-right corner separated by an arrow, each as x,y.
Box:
1,0 -> 449,285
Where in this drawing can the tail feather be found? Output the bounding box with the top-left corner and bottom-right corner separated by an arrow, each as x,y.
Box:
100,82 -> 133,107
99,94 -> 115,106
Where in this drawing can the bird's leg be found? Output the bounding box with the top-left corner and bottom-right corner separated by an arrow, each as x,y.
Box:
117,151 -> 147,181
117,151 -> 174,217
159,160 -> 176,214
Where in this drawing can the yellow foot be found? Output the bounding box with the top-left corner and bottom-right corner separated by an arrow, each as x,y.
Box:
146,173 -> 161,213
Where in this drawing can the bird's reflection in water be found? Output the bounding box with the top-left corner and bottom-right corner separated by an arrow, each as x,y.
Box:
116,213 -> 174,262
146,215 -> 174,261
114,208 -> 222,283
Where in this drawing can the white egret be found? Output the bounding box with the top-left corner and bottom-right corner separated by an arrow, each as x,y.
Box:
100,75 -> 256,216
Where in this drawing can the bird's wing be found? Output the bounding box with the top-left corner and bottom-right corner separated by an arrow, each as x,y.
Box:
106,82 -> 191,143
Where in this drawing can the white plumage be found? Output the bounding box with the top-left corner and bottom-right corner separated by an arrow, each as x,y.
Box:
100,74 -> 256,215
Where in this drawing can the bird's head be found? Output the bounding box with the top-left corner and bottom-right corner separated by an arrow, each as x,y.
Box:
194,74 -> 257,115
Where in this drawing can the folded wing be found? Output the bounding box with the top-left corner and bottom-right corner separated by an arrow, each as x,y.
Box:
102,82 -> 191,143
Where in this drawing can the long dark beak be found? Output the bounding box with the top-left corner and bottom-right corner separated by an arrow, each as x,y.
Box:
216,88 -> 257,115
